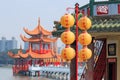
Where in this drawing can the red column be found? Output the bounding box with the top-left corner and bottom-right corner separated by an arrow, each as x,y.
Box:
43,44 -> 45,53
40,42 -> 43,53
75,3 -> 79,80
48,44 -> 50,49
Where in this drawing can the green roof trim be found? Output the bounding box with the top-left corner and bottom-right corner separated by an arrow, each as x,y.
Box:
89,18 -> 120,32
52,16 -> 120,37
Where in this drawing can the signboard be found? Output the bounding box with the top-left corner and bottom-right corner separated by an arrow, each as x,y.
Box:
108,43 -> 116,56
107,58 -> 116,62
97,5 -> 108,15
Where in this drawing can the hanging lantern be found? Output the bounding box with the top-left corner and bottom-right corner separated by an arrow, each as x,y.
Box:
78,16 -> 92,30
61,31 -> 75,44
78,31 -> 92,45
61,47 -> 75,61
60,14 -> 75,28
78,47 -> 92,61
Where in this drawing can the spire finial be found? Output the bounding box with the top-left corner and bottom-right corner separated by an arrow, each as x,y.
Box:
38,17 -> 40,26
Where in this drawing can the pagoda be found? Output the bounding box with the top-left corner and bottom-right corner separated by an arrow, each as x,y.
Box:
8,18 -> 58,59
8,18 -> 62,75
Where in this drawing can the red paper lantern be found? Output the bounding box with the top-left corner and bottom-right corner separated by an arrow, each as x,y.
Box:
61,31 -> 75,44
61,47 -> 75,61
60,14 -> 75,28
78,32 -> 92,45
78,47 -> 92,61
78,16 -> 92,30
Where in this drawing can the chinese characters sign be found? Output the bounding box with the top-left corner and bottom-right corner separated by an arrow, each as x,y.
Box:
97,5 -> 108,15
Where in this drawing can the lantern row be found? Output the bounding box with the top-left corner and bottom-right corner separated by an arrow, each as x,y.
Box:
78,16 -> 92,62
60,14 -> 75,61
60,13 -> 92,62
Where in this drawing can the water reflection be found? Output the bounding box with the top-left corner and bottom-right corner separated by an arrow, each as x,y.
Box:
12,76 -> 43,80
0,67 -> 50,80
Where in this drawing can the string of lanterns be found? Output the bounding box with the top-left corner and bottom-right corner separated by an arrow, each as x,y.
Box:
78,16 -> 92,62
60,13 -> 92,62
60,14 -> 75,61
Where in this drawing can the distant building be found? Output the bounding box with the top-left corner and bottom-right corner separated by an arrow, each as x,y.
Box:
57,46 -> 62,54
0,37 -> 17,52
24,42 -> 29,50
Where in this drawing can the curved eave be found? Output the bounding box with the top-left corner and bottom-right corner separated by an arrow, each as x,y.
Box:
8,50 -> 57,59
8,51 -> 20,58
28,48 -> 55,58
20,35 -> 41,42
23,25 -> 52,36
42,37 -> 58,43
18,51 -> 29,58
29,52 -> 54,58
8,47 -> 56,59
23,27 -> 40,36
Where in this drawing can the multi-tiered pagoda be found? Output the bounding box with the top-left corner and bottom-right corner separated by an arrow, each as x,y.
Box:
8,18 -> 58,59
8,18 -> 61,75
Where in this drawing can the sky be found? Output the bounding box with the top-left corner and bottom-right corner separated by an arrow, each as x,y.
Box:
0,0 -> 107,48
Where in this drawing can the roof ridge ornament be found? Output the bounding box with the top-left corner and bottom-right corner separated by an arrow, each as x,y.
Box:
38,17 -> 40,26
38,17 -> 42,33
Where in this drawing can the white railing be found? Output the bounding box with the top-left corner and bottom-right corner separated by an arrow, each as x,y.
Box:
29,64 -> 85,74
28,65 -> 85,80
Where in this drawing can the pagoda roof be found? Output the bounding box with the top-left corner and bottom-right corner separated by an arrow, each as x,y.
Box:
20,35 -> 58,43
20,35 -> 41,42
52,16 -> 120,37
8,51 -> 20,58
8,45 -> 58,59
28,49 -> 55,58
24,18 -> 52,36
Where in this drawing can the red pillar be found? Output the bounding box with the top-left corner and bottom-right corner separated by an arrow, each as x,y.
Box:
48,44 -> 50,49
40,42 -> 43,53
70,3 -> 79,80
75,3 -> 79,80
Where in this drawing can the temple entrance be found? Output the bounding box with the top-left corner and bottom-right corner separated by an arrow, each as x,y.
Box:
107,58 -> 117,80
